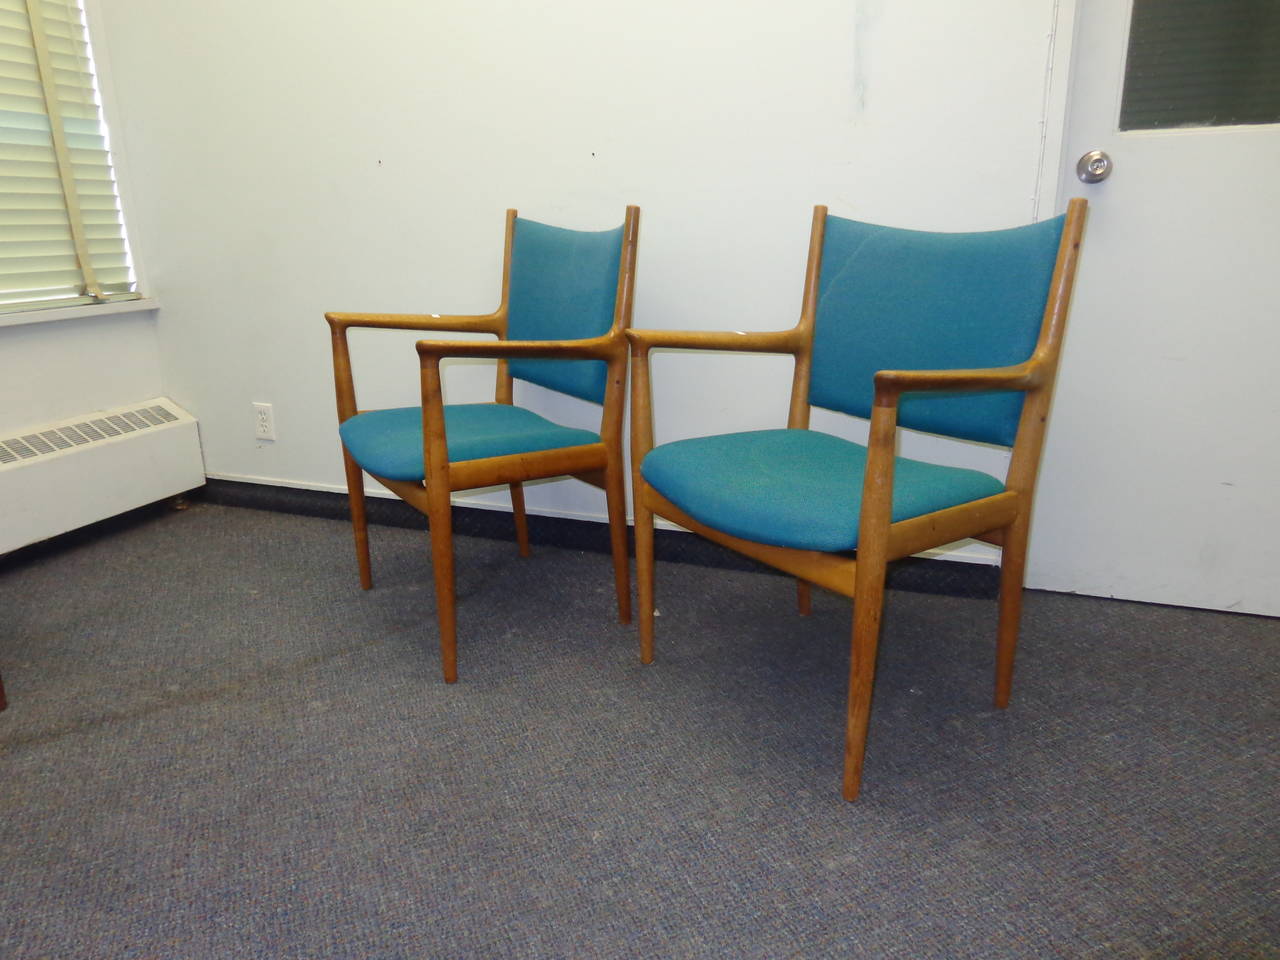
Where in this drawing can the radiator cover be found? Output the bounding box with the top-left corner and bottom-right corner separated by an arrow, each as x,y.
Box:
0,397 -> 205,554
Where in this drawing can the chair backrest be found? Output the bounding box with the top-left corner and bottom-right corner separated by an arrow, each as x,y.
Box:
808,214 -> 1067,447
506,217 -> 627,404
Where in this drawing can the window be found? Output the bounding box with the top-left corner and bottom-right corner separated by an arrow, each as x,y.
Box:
0,0 -> 138,314
1121,0 -> 1280,131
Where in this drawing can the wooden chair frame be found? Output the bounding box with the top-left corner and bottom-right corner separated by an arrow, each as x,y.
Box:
627,199 -> 1086,800
327,206 -> 640,682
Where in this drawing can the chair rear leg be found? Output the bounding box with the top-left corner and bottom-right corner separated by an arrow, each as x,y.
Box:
603,461 -> 632,624
635,498 -> 656,664
844,555 -> 888,802
509,482 -> 531,558
797,580 -> 812,616
342,449 -> 373,590
426,491 -> 459,683
994,516 -> 1031,709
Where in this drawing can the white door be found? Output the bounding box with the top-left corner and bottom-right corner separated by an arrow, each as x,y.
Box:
1029,0 -> 1280,616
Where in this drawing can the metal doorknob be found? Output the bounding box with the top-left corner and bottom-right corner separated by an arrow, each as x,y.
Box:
1076,150 -> 1113,183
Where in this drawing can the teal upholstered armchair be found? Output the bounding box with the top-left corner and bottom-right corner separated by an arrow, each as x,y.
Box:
627,200 -> 1086,800
327,206 -> 640,682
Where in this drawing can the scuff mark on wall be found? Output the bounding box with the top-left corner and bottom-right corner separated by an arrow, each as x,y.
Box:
853,0 -> 884,116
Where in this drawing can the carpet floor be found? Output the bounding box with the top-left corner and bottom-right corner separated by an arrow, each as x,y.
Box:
1,503 -> 1276,958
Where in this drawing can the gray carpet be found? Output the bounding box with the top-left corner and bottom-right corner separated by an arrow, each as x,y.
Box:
0,503 -> 1276,959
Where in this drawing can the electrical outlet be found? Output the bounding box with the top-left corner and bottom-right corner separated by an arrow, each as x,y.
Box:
253,402 -> 276,441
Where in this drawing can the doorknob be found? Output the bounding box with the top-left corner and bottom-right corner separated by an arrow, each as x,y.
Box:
1076,150 -> 1113,183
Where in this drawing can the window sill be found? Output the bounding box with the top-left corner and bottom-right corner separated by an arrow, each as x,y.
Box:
0,297 -> 160,330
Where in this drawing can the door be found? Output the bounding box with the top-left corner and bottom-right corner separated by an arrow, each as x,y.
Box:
1029,0 -> 1280,616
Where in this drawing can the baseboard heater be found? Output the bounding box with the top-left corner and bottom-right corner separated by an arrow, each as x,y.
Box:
0,397 -> 205,555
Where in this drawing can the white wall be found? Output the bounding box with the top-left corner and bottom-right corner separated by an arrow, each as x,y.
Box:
15,2 -> 1270,616
87,0 -> 1059,530
0,309 -> 163,437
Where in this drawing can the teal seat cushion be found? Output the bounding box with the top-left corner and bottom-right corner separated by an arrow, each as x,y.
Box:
340,403 -> 600,482
641,429 -> 1005,552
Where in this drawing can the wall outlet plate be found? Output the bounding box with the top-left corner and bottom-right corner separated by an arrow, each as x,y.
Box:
253,402 -> 276,441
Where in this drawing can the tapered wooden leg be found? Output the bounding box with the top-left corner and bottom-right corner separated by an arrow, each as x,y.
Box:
0,669 -> 7,712
635,497 -> 656,664
844,555 -> 888,802
426,491 -> 458,684
843,401 -> 898,801
603,460 -> 632,624
342,449 -> 373,590
509,482 -> 531,558
797,580 -> 812,616
994,516 -> 1031,709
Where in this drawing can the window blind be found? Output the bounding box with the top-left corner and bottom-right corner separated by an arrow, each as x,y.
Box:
0,0 -> 137,313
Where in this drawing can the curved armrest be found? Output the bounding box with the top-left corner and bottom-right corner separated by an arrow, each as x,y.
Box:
627,326 -> 803,354
414,334 -> 620,478
873,362 -> 1042,402
857,360 -> 1046,542
627,326 -> 803,473
328,310 -> 505,423
326,311 -> 503,334
415,333 -> 619,361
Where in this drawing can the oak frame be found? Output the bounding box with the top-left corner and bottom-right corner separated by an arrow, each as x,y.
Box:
327,206 -> 640,682
627,199 -> 1086,801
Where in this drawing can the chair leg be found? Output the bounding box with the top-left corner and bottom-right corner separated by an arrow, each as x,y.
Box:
0,669 -> 7,711
426,489 -> 459,684
994,517 -> 1031,709
844,554 -> 889,802
635,498 -> 656,664
603,461 -> 632,624
509,482 -> 531,558
342,450 -> 373,590
797,580 -> 812,616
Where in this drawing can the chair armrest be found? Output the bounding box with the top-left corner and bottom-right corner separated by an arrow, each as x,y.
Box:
627,326 -> 804,471
856,361 -> 1044,537
327,311 -> 505,423
626,327 -> 803,354
413,336 -> 620,484
415,334 -> 619,361
326,311 -> 503,334
873,362 -> 1042,402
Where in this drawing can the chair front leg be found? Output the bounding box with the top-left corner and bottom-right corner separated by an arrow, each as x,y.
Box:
844,550 -> 888,802
419,356 -> 457,682
994,510 -> 1032,709
844,395 -> 898,801
342,448 -> 373,590
426,484 -> 459,684
509,482 -> 531,558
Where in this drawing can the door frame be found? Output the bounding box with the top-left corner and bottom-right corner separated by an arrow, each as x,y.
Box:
1037,0 -> 1082,220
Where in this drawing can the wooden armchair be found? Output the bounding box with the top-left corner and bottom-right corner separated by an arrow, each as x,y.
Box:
627,200 -> 1085,800
328,206 -> 640,682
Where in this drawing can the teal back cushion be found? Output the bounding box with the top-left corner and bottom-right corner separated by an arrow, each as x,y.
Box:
507,218 -> 624,404
809,214 -> 1065,447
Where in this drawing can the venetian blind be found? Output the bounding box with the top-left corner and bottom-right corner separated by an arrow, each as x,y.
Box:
0,0 -> 137,313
